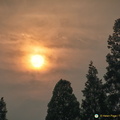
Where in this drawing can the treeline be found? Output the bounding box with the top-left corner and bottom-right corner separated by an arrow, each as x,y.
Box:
45,18 -> 120,120
1,18 -> 120,120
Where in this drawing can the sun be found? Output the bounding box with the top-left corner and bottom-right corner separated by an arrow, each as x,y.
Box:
30,55 -> 44,69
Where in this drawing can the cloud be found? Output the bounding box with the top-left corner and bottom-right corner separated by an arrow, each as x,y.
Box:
0,0 -> 120,120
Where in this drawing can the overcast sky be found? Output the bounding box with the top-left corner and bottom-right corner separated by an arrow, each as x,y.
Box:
0,0 -> 120,120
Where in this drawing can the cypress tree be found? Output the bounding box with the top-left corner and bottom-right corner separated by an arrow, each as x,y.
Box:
0,97 -> 7,120
46,79 -> 80,120
104,18 -> 120,115
81,62 -> 107,120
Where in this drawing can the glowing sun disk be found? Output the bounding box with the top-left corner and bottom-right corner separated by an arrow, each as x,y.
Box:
31,55 -> 44,68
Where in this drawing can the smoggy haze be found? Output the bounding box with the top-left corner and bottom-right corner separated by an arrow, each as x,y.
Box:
0,0 -> 120,120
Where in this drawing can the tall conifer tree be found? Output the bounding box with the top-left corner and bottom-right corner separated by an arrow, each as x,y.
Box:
104,18 -> 120,114
81,62 -> 107,120
0,97 -> 7,120
46,79 -> 80,120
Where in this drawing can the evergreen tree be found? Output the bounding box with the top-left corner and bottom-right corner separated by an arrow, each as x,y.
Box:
0,97 -> 7,120
46,79 -> 80,120
81,62 -> 107,120
104,18 -> 120,115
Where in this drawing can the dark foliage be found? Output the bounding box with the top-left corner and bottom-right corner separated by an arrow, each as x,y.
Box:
0,97 -> 7,120
104,18 -> 120,115
46,79 -> 80,120
81,62 -> 107,120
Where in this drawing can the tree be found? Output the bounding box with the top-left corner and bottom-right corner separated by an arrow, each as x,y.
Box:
104,18 -> 120,115
81,62 -> 107,120
0,97 -> 7,120
46,79 -> 80,120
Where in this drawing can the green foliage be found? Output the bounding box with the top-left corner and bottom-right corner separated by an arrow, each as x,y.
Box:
46,79 -> 80,120
81,62 -> 107,120
0,97 -> 7,120
104,18 -> 120,114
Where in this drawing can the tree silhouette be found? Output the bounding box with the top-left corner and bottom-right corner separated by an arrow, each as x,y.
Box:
0,97 -> 7,120
104,18 -> 120,115
46,79 -> 80,120
81,62 -> 107,120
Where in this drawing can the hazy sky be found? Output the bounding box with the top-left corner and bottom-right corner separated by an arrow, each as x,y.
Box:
0,0 -> 120,120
